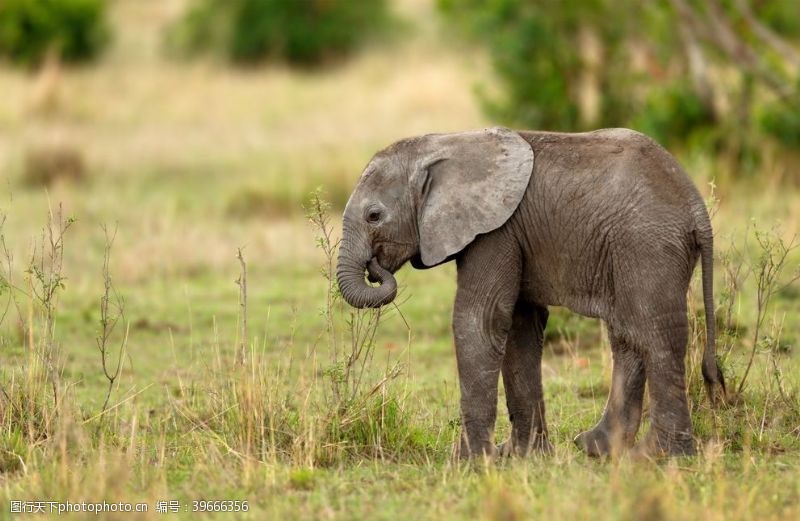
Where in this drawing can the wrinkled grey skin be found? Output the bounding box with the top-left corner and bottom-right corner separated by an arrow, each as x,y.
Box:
336,127 -> 726,459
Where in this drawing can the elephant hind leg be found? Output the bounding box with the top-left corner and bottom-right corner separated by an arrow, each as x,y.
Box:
498,301 -> 551,457
630,310 -> 695,458
574,324 -> 645,458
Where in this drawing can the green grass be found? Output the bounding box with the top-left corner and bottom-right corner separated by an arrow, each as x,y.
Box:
0,180 -> 798,519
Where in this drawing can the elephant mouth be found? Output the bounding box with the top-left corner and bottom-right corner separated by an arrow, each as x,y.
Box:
366,257 -> 388,284
367,265 -> 381,284
367,248 -> 407,282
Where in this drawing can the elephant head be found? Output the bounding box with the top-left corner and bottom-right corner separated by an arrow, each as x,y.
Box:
336,127 -> 534,308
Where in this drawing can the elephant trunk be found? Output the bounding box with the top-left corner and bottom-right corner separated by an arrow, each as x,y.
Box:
336,224 -> 397,309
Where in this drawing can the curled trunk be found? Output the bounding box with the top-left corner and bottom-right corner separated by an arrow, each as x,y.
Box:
336,227 -> 397,309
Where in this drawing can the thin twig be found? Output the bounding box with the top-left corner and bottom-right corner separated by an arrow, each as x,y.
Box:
235,247 -> 248,366
737,230 -> 799,394
96,224 -> 128,415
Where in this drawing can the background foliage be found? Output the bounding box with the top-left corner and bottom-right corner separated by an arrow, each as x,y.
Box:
0,0 -> 108,66
438,0 -> 800,171
167,0 -> 393,65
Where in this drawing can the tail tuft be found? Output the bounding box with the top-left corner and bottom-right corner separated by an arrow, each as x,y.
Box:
702,356 -> 727,405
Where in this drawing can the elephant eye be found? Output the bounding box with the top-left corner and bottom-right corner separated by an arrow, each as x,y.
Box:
365,207 -> 383,224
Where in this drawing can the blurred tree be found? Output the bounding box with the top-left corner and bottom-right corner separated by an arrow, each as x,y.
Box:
168,0 -> 393,66
0,0 -> 109,67
439,0 -> 800,158
670,0 -> 800,150
439,0 -> 644,130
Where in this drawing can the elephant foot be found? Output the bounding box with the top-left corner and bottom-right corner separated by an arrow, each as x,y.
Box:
497,433 -> 553,457
573,425 -> 630,458
574,427 -> 611,458
452,444 -> 497,462
452,434 -> 497,461
628,430 -> 695,460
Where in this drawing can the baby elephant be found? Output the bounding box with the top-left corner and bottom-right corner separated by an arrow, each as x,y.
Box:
336,127 -> 725,459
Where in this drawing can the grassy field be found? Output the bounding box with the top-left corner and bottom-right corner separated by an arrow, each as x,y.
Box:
1,1 -> 799,519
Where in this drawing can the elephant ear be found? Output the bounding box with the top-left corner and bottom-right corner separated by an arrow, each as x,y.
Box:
414,127 -> 534,267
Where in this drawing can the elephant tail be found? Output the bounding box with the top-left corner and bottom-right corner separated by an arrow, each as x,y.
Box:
697,227 -> 727,405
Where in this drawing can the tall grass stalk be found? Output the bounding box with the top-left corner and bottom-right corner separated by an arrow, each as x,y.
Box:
26,203 -> 74,410
96,225 -> 129,416
168,191 -> 425,469
735,225 -> 799,394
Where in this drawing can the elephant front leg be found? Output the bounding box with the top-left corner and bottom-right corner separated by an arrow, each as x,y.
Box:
498,302 -> 552,457
452,237 -> 521,460
574,326 -> 645,458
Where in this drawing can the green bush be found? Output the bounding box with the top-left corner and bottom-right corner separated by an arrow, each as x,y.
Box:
760,97 -> 800,149
633,83 -> 717,148
0,0 -> 109,66
756,0 -> 800,36
438,0 -> 640,131
169,0 -> 392,66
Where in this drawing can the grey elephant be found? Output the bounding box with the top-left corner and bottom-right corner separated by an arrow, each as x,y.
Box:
336,127 -> 726,459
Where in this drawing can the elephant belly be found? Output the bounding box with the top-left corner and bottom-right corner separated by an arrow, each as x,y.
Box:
519,260 -> 612,320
